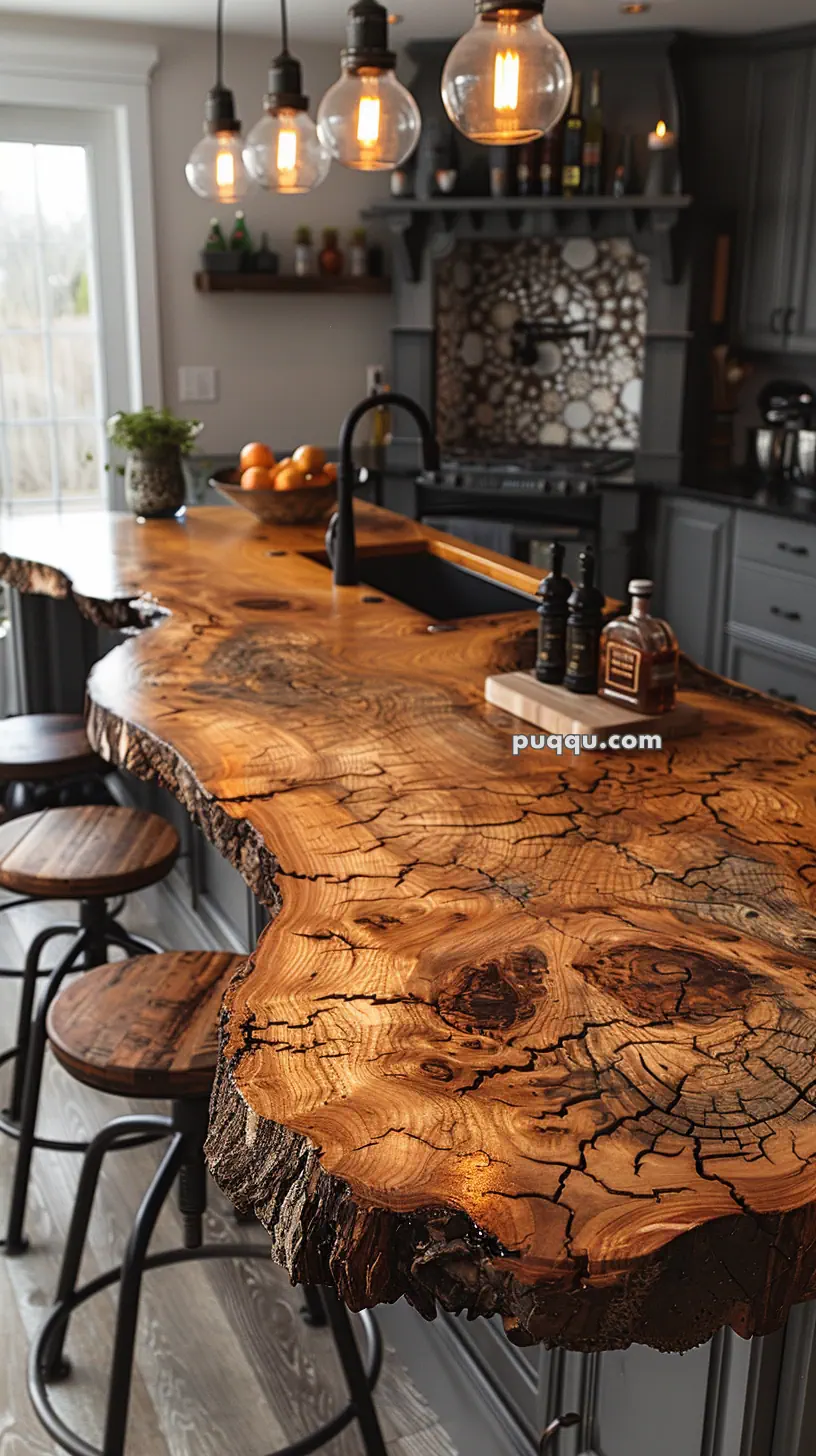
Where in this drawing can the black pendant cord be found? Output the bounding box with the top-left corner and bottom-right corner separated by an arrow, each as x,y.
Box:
216,0 -> 225,86
280,0 -> 289,56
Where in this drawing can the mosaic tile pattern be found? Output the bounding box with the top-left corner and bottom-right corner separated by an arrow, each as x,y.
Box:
435,236 -> 649,453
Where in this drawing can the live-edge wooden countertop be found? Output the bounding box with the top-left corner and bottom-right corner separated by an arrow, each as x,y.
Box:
4,503 -> 816,1356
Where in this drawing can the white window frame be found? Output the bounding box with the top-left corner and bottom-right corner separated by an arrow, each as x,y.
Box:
0,34 -> 162,435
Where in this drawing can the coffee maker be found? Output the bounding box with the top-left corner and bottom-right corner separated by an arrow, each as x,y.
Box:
748,380 -> 816,487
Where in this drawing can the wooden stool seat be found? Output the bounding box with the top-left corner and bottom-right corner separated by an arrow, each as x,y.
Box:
0,806 -> 180,899
47,952 -> 245,1099
0,714 -> 103,782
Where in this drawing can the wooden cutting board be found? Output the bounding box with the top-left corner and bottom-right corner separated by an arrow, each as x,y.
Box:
485,670 -> 704,740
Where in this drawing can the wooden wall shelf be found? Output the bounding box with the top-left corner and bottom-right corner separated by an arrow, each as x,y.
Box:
194,272 -> 391,295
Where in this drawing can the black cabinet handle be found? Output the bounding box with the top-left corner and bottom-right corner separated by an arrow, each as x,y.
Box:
540,1414 -> 581,1451
771,606 -> 802,621
784,306 -> 797,338
770,689 -> 798,703
771,307 -> 785,334
777,542 -> 809,557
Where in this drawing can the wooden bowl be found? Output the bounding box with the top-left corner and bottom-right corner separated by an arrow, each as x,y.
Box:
210,468 -> 336,526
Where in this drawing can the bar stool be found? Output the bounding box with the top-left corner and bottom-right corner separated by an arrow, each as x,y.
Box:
0,804 -> 181,1253
0,713 -> 109,818
28,951 -> 387,1456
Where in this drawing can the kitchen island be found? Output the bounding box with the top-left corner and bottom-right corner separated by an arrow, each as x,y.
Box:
2,504 -> 816,1361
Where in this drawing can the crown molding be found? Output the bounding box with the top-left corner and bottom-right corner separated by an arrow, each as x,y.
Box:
0,33 -> 159,85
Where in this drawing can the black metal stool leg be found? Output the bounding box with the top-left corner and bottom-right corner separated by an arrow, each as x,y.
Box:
102,1133 -> 185,1456
39,1112 -> 174,1384
104,924 -> 164,958
3,923 -> 80,1124
2,929 -> 90,1255
323,1289 -> 388,1456
301,1284 -> 329,1328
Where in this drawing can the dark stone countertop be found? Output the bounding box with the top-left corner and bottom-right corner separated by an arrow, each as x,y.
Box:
656,475 -> 816,523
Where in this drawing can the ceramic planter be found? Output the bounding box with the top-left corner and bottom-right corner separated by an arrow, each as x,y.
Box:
125,446 -> 186,518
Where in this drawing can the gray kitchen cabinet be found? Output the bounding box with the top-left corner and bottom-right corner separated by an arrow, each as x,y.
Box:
739,46 -> 816,352
725,633 -> 816,710
655,496 -> 733,671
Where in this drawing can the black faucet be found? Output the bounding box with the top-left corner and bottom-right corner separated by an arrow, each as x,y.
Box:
326,391 -> 441,587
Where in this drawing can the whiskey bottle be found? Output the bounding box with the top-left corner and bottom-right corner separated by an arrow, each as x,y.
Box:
564,547 -> 605,694
561,73 -> 584,198
599,580 -> 679,714
535,541 -> 572,684
582,70 -> 604,196
540,125 -> 562,196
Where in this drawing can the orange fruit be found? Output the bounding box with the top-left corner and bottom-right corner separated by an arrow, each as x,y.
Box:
293,445 -> 326,475
323,461 -> 338,483
240,442 -> 276,472
274,465 -> 309,493
241,466 -> 273,492
270,457 -> 293,479
304,471 -> 331,488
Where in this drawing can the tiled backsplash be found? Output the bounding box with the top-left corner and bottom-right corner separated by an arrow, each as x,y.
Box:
435,236 -> 649,453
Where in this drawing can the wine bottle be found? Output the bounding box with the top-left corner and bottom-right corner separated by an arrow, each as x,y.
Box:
561,73 -> 584,198
612,135 -> 634,198
539,126 -> 562,197
564,546 -> 605,695
536,542 -> 572,685
516,140 -> 541,198
582,70 -> 603,196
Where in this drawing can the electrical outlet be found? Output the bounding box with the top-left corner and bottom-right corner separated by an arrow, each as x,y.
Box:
179,366 -> 219,403
366,364 -> 386,396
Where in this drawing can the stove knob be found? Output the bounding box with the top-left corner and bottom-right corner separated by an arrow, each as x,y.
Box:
575,479 -> 590,496
555,479 -> 570,496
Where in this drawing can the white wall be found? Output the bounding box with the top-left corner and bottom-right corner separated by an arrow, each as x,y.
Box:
0,10 -> 394,453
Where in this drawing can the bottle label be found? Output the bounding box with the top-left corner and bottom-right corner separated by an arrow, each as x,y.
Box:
566,627 -> 599,682
537,623 -> 566,672
604,644 -> 641,693
583,143 -> 601,167
562,166 -> 581,188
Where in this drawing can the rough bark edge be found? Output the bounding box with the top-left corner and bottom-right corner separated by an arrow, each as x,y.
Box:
206,1051 -> 816,1354
85,694 -> 281,910
0,553 -> 150,632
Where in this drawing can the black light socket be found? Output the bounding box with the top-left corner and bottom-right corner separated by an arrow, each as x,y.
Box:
342,0 -> 396,75
476,0 -> 544,15
266,50 -> 309,111
204,84 -> 241,134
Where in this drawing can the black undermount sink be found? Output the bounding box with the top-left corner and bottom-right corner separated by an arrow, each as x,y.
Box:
359,550 -> 538,621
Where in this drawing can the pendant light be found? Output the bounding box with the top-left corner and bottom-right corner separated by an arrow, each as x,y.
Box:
317,0 -> 421,173
244,0 -> 331,194
441,1 -> 572,146
186,0 -> 250,202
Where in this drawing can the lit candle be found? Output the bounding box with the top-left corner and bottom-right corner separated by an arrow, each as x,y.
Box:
648,118 -> 676,150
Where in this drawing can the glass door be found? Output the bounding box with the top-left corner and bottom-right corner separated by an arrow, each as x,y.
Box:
0,106 -> 131,513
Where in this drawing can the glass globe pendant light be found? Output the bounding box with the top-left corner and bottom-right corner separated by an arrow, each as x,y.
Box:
244,0 -> 331,194
317,0 -> 421,173
441,1 -> 572,146
186,0 -> 250,202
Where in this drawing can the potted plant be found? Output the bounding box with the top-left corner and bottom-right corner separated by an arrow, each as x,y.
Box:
294,226 -> 314,278
200,217 -> 241,275
107,407 -> 203,519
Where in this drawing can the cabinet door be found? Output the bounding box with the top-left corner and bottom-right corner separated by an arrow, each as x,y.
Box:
655,497 -> 733,672
739,49 -> 811,352
786,53 -> 816,352
725,633 -> 816,710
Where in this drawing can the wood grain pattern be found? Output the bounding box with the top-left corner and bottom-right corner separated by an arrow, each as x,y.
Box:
2,504 -> 816,1355
0,713 -> 102,781
0,806 -> 180,898
47,951 -> 246,1098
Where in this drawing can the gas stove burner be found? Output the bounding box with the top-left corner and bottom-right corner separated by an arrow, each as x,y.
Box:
436,446 -> 635,498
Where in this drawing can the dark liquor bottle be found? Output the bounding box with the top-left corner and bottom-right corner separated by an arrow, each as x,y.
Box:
489,145 -> 510,198
582,70 -> 604,196
561,73 -> 584,198
564,546 -> 605,694
539,125 -> 562,196
599,580 -> 679,714
516,140 -> 541,198
535,542 -> 572,684
612,135 -> 634,198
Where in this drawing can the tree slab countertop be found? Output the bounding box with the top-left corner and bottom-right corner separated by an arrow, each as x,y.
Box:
3,504 -> 816,1355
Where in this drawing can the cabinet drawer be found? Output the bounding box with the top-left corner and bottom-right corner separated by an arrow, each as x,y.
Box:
735,510 -> 816,578
726,636 -> 816,709
730,560 -> 816,648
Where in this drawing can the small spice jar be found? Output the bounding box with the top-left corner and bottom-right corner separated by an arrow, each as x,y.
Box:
293,227 -> 314,277
349,228 -> 368,278
319,228 -> 344,277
